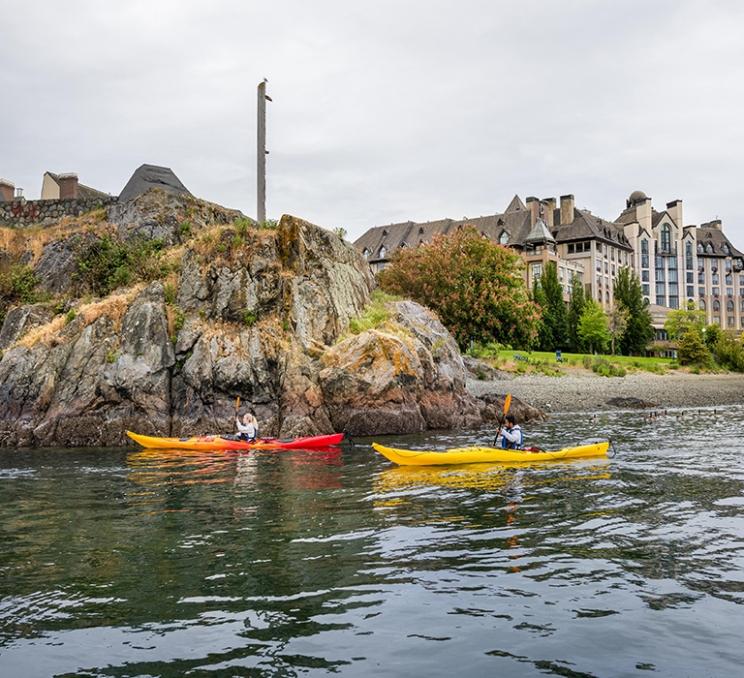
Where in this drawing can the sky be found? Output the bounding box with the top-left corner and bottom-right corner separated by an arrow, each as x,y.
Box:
2,0 -> 744,244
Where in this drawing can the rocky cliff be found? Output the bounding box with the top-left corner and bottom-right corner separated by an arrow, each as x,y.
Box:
0,190 -> 542,447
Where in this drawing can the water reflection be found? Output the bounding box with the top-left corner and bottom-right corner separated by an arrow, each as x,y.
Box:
0,407 -> 743,677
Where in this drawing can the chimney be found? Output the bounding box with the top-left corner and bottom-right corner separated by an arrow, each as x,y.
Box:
543,197 -> 556,228
707,219 -> 722,231
560,194 -> 575,225
0,178 -> 14,202
526,196 -> 539,226
58,173 -> 79,199
666,200 -> 683,229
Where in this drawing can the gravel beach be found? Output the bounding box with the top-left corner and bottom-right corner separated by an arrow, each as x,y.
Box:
468,372 -> 744,413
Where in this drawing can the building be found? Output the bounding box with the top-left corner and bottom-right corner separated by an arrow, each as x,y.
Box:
40,171 -> 110,201
355,190 -> 744,334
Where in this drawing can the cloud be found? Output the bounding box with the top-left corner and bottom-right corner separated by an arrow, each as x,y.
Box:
1,0 -> 743,244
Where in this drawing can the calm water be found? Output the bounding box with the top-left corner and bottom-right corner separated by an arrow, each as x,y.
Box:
1,407 -> 743,677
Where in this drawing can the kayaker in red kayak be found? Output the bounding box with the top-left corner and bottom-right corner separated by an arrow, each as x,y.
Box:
236,410 -> 259,442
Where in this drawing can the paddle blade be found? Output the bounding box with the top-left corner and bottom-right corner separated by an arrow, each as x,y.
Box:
503,393 -> 512,416
235,396 -> 240,411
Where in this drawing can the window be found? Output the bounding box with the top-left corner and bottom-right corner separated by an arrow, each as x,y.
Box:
362,248 -> 370,259
706,244 -> 714,254
686,271 -> 694,284
685,241 -> 693,269
642,284 -> 650,296
698,272 -> 705,284
712,274 -> 719,285
379,245 -> 387,258
656,282 -> 666,298
687,285 -> 694,297
642,270 -> 649,282
605,262 -> 609,273
727,288 -> 734,298
641,239 -> 649,269
531,263 -> 543,279
668,269 -> 678,283
655,267 -> 666,282
713,287 -> 720,297
568,243 -> 575,254
740,274 -> 744,287
725,273 -> 733,285
713,299 -> 721,312
669,296 -> 679,309
725,260 -> 733,273
499,231 -> 509,245
697,243 -> 704,254
723,244 -> 730,255
728,316 -> 735,329
699,287 -> 705,297
661,224 -> 671,252
727,299 -> 734,312
741,298 -> 744,312
699,299 -> 706,310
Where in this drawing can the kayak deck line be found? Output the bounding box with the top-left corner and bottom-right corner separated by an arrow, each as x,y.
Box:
126,430 -> 345,451
372,441 -> 610,466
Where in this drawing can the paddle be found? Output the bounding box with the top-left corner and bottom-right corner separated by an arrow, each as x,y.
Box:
493,393 -> 512,447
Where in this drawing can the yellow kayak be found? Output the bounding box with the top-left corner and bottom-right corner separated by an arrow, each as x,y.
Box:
372,441 -> 609,466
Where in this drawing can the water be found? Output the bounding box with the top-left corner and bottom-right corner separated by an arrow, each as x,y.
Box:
1,407 -> 743,677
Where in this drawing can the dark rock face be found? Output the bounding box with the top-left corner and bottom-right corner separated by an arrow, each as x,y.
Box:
118,164 -> 190,203
0,213 -> 543,447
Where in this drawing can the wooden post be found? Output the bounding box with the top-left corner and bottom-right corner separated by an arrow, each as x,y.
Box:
257,79 -> 268,224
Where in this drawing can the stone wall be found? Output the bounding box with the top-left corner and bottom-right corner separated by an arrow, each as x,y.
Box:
0,196 -> 118,227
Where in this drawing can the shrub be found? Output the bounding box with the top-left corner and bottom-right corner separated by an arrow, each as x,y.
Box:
582,355 -> 593,370
0,264 -> 42,326
678,329 -> 713,368
258,219 -> 278,230
74,235 -> 166,297
466,341 -> 503,361
714,333 -> 744,372
179,221 -> 192,239
64,308 -> 77,324
163,282 -> 178,305
347,290 -> 400,335
243,310 -> 258,327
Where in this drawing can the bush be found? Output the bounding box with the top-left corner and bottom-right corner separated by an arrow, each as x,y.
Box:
466,341 -> 503,361
678,329 -> 713,368
243,310 -> 258,327
714,333 -> 744,372
163,282 -> 178,305
0,264 -> 42,325
74,235 -> 166,297
582,355 -> 593,370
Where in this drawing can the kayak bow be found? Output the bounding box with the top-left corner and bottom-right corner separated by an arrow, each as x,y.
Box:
127,431 -> 344,451
372,441 -> 609,466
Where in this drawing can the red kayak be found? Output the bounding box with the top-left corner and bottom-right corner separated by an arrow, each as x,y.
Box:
126,430 -> 345,451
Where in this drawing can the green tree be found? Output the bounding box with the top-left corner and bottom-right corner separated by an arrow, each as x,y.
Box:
533,261 -> 567,351
613,267 -> 654,355
677,328 -> 713,367
713,332 -> 744,371
703,323 -> 722,351
378,226 -> 540,349
578,299 -> 611,354
566,274 -> 586,352
607,304 -> 629,356
664,300 -> 705,340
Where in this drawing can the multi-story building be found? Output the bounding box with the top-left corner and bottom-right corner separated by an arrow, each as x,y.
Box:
354,189 -> 744,334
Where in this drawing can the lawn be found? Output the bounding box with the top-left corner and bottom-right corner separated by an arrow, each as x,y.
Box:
497,349 -> 677,374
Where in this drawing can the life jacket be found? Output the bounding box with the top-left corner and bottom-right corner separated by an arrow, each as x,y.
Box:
500,424 -> 523,450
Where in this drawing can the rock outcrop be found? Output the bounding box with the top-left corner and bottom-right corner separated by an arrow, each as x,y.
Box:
0,197 -> 543,447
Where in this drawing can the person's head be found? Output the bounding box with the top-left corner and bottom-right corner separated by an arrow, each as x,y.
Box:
243,412 -> 252,425
505,414 -> 516,428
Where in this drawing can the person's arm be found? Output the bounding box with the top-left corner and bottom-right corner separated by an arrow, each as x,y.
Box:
236,418 -> 248,433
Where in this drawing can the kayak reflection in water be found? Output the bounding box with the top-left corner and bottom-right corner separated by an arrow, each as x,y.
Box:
497,414 -> 524,449
236,410 -> 259,442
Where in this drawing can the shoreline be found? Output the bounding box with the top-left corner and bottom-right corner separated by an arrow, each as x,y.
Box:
467,372 -> 744,413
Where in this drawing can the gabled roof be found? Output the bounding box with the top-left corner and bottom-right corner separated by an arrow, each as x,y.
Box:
504,194 -> 526,213
44,171 -> 110,200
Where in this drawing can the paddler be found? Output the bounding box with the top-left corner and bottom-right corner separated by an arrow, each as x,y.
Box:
236,410 -> 259,442
496,414 -> 523,449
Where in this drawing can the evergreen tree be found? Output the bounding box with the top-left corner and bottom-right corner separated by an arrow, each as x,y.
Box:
578,299 -> 611,354
532,276 -> 550,350
613,267 -> 654,355
566,274 -> 586,352
540,261 -> 568,350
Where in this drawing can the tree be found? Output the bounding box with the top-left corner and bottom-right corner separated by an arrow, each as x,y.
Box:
566,274 -> 586,352
333,227 -> 348,240
378,226 -> 540,349
578,299 -> 611,354
607,304 -> 629,355
703,323 -> 722,351
533,261 -> 567,351
614,267 -> 654,355
677,328 -> 712,367
664,300 -> 705,340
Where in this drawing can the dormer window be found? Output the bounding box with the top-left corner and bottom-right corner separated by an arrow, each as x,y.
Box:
697,243 -> 704,254
499,231 -> 509,245
706,244 -> 714,254
399,241 -> 407,249
379,245 -> 387,258
723,244 -> 730,255
418,227 -> 424,235
362,248 -> 370,259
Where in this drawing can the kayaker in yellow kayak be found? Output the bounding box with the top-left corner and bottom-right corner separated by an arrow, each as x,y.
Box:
236,410 -> 259,442
496,414 -> 523,449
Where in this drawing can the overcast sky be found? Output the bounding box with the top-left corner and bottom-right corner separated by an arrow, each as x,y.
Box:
2,0 -> 744,243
